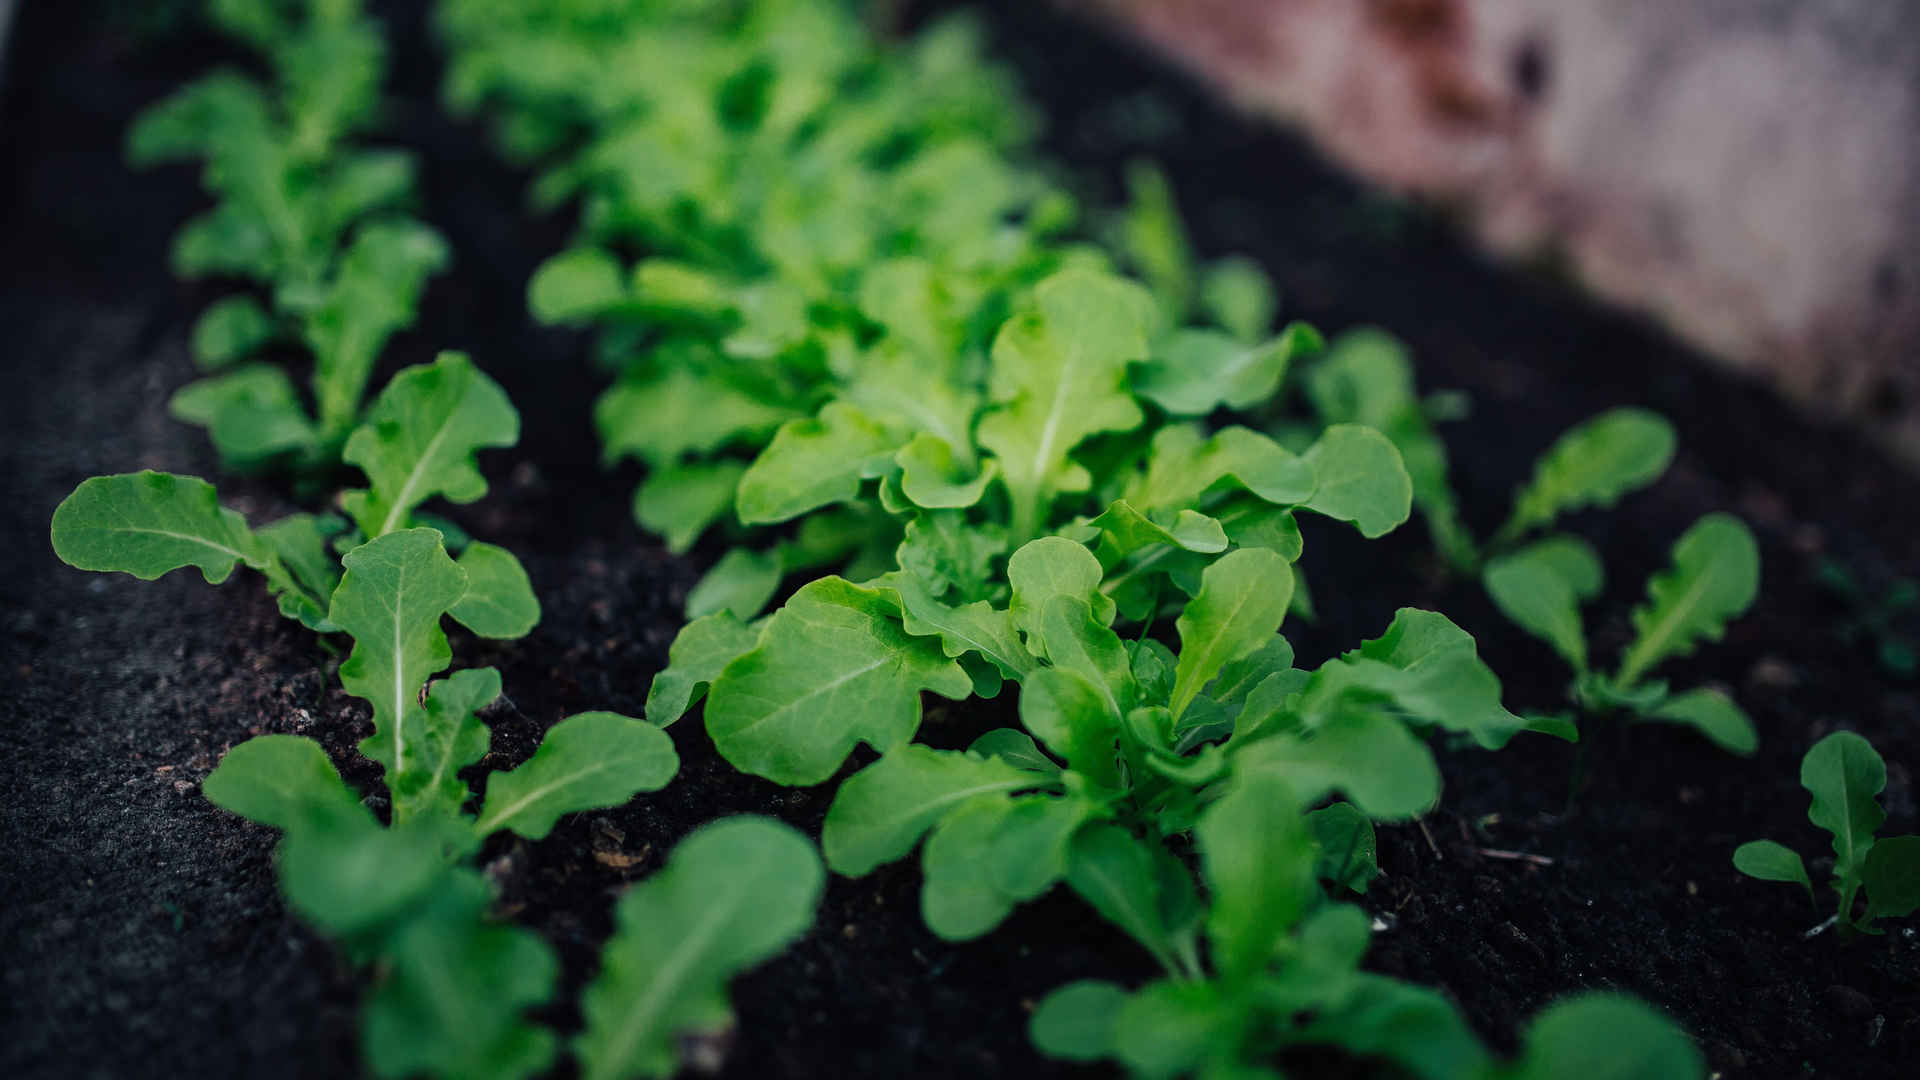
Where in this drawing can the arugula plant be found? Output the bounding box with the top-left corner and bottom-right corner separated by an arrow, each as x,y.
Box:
1305,331 -> 1758,753
53,351 -> 538,636
1026,768 -> 1703,1079
1481,514 -> 1760,754
800,541 -> 1525,946
1735,731 -> 1920,939
57,507 -> 819,1079
131,0 -> 448,470
647,395 -> 1421,785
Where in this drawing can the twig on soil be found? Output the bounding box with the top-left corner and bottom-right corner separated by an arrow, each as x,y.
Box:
1803,914 -> 1840,939
1415,819 -> 1442,860
1474,848 -> 1555,866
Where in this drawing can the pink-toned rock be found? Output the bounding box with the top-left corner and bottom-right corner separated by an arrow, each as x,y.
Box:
1081,0 -> 1920,459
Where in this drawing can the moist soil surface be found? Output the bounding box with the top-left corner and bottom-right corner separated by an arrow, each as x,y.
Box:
3,2 -> 1917,1078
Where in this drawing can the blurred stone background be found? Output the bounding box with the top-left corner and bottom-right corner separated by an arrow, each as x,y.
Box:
1076,0 -> 1920,463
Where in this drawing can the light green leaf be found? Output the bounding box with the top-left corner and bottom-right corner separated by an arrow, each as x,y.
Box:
204,735 -> 370,831
528,246 -> 629,323
645,612 -> 762,725
278,817 -> 448,939
921,795 -> 1023,940
1200,255 -> 1277,342
894,514 -> 1007,602
1483,535 -> 1603,672
977,270 -> 1150,540
1170,548 -> 1294,721
51,472 -> 331,630
1864,835 -> 1920,919
685,547 -> 784,620
1802,731 -> 1886,910
1134,328 -> 1300,417
1643,687 -> 1756,756
449,542 -> 541,639
51,471 -> 269,584
256,513 -> 342,629
823,745 -> 1037,876
1007,536 -> 1110,636
895,433 -> 997,509
1112,980 -> 1235,1079
1199,768 -> 1317,978
1617,514 -> 1759,686
883,574 -> 1035,681
1304,329 -> 1473,568
1021,667 -> 1124,789
170,366 -> 318,465
1034,596 -> 1135,720
391,667 -> 500,826
1031,980 -> 1129,1063
576,817 -> 822,1080
1129,425 -> 1315,512
1117,160 -> 1194,319
1234,710 -> 1441,820
1732,840 -> 1812,902
363,872 -> 559,1080
634,460 -> 745,554
331,529 -> 470,784
191,294 -> 276,370
1298,609 -> 1527,749
705,577 -> 973,785
990,795 -> 1092,898
305,221 -> 450,441
1208,635 -> 1297,708
1506,993 -> 1703,1080
1301,424 -> 1413,538
968,730 -> 1062,775
475,712 -> 679,840
597,364 -> 797,471
341,352 -> 520,539
1084,501 -> 1227,559
1500,408 -> 1677,544
1065,825 -> 1185,973
736,402 -> 895,524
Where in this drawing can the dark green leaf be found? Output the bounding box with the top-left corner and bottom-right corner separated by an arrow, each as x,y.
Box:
706,577 -> 973,784
576,818 -> 822,1080
475,713 -> 679,840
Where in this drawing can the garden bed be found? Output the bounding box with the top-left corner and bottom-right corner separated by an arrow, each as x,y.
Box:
2,1 -> 1916,1077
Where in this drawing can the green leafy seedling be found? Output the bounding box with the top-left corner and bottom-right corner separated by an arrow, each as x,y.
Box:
131,0 -> 449,472
1734,731 -> 1920,938
1482,513 -> 1760,755
54,353 -> 539,639
1029,763 -> 1704,1079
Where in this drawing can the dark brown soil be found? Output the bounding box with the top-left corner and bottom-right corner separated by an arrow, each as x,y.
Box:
3,2 -> 1916,1078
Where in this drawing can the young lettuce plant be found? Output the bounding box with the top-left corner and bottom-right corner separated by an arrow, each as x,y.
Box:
205,534 -> 822,1080
1304,331 -> 1757,752
52,351 -> 538,636
809,536 -> 1530,947
1734,731 -> 1920,939
1027,770 -> 1704,1078
131,0 -> 448,470
1481,513 -> 1760,754
444,0 -> 1316,621
645,363 -> 1421,791
56,507 -> 816,1079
